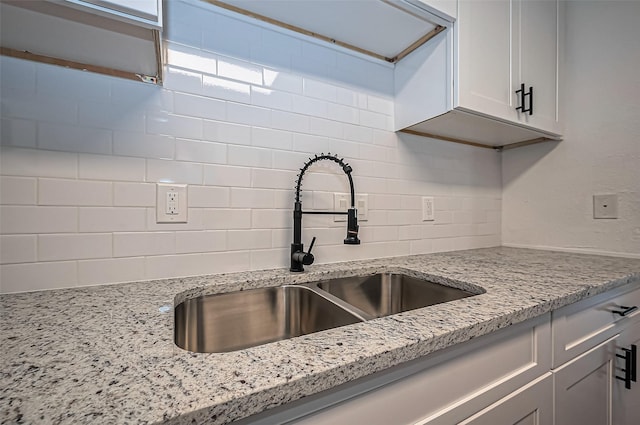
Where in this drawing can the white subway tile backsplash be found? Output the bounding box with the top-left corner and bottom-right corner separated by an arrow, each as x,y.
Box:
203,120 -> 251,145
174,93 -> 226,121
79,154 -> 145,182
113,232 -> 175,257
251,87 -> 293,111
175,139 -> 227,165
0,1 -> 502,292
1,261 -> 77,293
203,164 -> 251,187
1,206 -> 77,234
175,230 -> 226,254
1,57 -> 36,95
163,66 -> 203,94
291,94 -> 328,119
309,117 -> 343,139
166,43 -> 217,75
38,179 -> 112,206
230,188 -> 275,208
202,208 -> 251,230
113,131 -> 175,160
147,159 -> 203,184
251,168 -> 295,190
188,185 -> 230,208
251,209 -> 289,229
38,233 -> 112,261
251,127 -> 292,150
114,183 -> 156,207
203,75 -> 251,103
218,58 -> 263,85
1,147 -> 77,178
37,122 -> 112,155
1,94 -> 77,124
1,176 -> 37,205
228,145 -> 271,168
78,207 -> 146,232
263,69 -> 303,94
77,257 -> 145,286
227,229 -> 272,251
1,118 -> 37,148
226,103 -> 271,127
0,235 -> 37,264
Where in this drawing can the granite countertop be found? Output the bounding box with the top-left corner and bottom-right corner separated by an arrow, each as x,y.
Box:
2,247 -> 640,424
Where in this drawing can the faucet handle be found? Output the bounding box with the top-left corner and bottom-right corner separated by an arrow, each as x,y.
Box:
307,236 -> 316,254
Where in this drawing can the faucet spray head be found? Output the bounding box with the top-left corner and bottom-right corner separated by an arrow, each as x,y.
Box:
344,207 -> 360,245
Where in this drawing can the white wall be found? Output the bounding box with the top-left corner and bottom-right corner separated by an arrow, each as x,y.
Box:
502,0 -> 640,257
0,0 -> 501,293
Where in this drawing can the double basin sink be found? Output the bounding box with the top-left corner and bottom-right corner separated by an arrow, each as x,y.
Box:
175,272 -> 481,353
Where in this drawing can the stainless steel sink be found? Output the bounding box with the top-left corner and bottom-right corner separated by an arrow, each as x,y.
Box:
175,272 -> 480,353
174,285 -> 363,353
316,273 -> 476,318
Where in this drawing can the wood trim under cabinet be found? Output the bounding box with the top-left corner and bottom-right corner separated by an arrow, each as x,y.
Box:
399,129 -> 554,151
0,46 -> 160,84
206,0 -> 444,63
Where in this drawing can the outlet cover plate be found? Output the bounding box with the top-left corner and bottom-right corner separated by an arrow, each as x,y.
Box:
422,196 -> 435,221
593,194 -> 618,219
157,184 -> 187,223
334,193 -> 368,222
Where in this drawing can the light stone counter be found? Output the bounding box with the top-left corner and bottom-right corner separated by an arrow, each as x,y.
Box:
2,247 -> 639,424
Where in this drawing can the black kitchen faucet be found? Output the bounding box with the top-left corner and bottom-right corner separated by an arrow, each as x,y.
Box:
290,153 -> 360,272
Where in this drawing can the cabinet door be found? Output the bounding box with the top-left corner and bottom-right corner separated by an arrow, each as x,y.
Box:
513,0 -> 560,134
458,374 -> 552,425
554,336 -> 619,425
456,0 -> 515,121
613,318 -> 640,425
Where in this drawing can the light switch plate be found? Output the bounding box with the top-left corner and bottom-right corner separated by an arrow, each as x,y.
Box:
157,184 -> 187,223
593,194 -> 618,219
334,193 -> 368,222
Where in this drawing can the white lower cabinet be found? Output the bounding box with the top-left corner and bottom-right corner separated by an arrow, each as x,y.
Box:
554,336 -> 620,425
552,284 -> 640,425
240,283 -> 639,425
613,316 -> 640,425
240,314 -> 551,425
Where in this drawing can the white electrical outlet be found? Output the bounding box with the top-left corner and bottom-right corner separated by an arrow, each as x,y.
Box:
422,196 -> 435,221
593,194 -> 618,219
334,193 -> 368,222
157,184 -> 187,223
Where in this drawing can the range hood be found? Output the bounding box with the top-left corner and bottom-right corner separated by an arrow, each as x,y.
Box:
205,0 -> 451,63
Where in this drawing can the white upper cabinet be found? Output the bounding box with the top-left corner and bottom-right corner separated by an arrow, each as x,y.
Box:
395,0 -> 563,149
73,0 -> 161,24
208,0 -> 450,63
0,0 -> 162,83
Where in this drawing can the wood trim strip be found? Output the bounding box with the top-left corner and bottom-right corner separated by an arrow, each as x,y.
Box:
400,129 -> 554,151
0,46 -> 153,83
207,0 -> 438,63
497,137 -> 552,150
388,24 -> 446,63
399,129 -> 497,149
153,29 -> 163,84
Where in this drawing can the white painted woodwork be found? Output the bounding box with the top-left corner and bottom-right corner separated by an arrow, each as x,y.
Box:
217,0 -> 450,61
413,0 -> 457,20
457,374 -> 552,425
76,0 -> 159,22
554,335 -> 619,425
552,284 -> 640,368
394,0 -> 563,148
614,315 -> 640,425
239,314 -> 551,425
0,0 -> 162,81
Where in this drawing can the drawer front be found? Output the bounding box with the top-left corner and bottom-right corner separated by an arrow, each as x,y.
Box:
552,283 -> 640,368
252,314 -> 551,425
